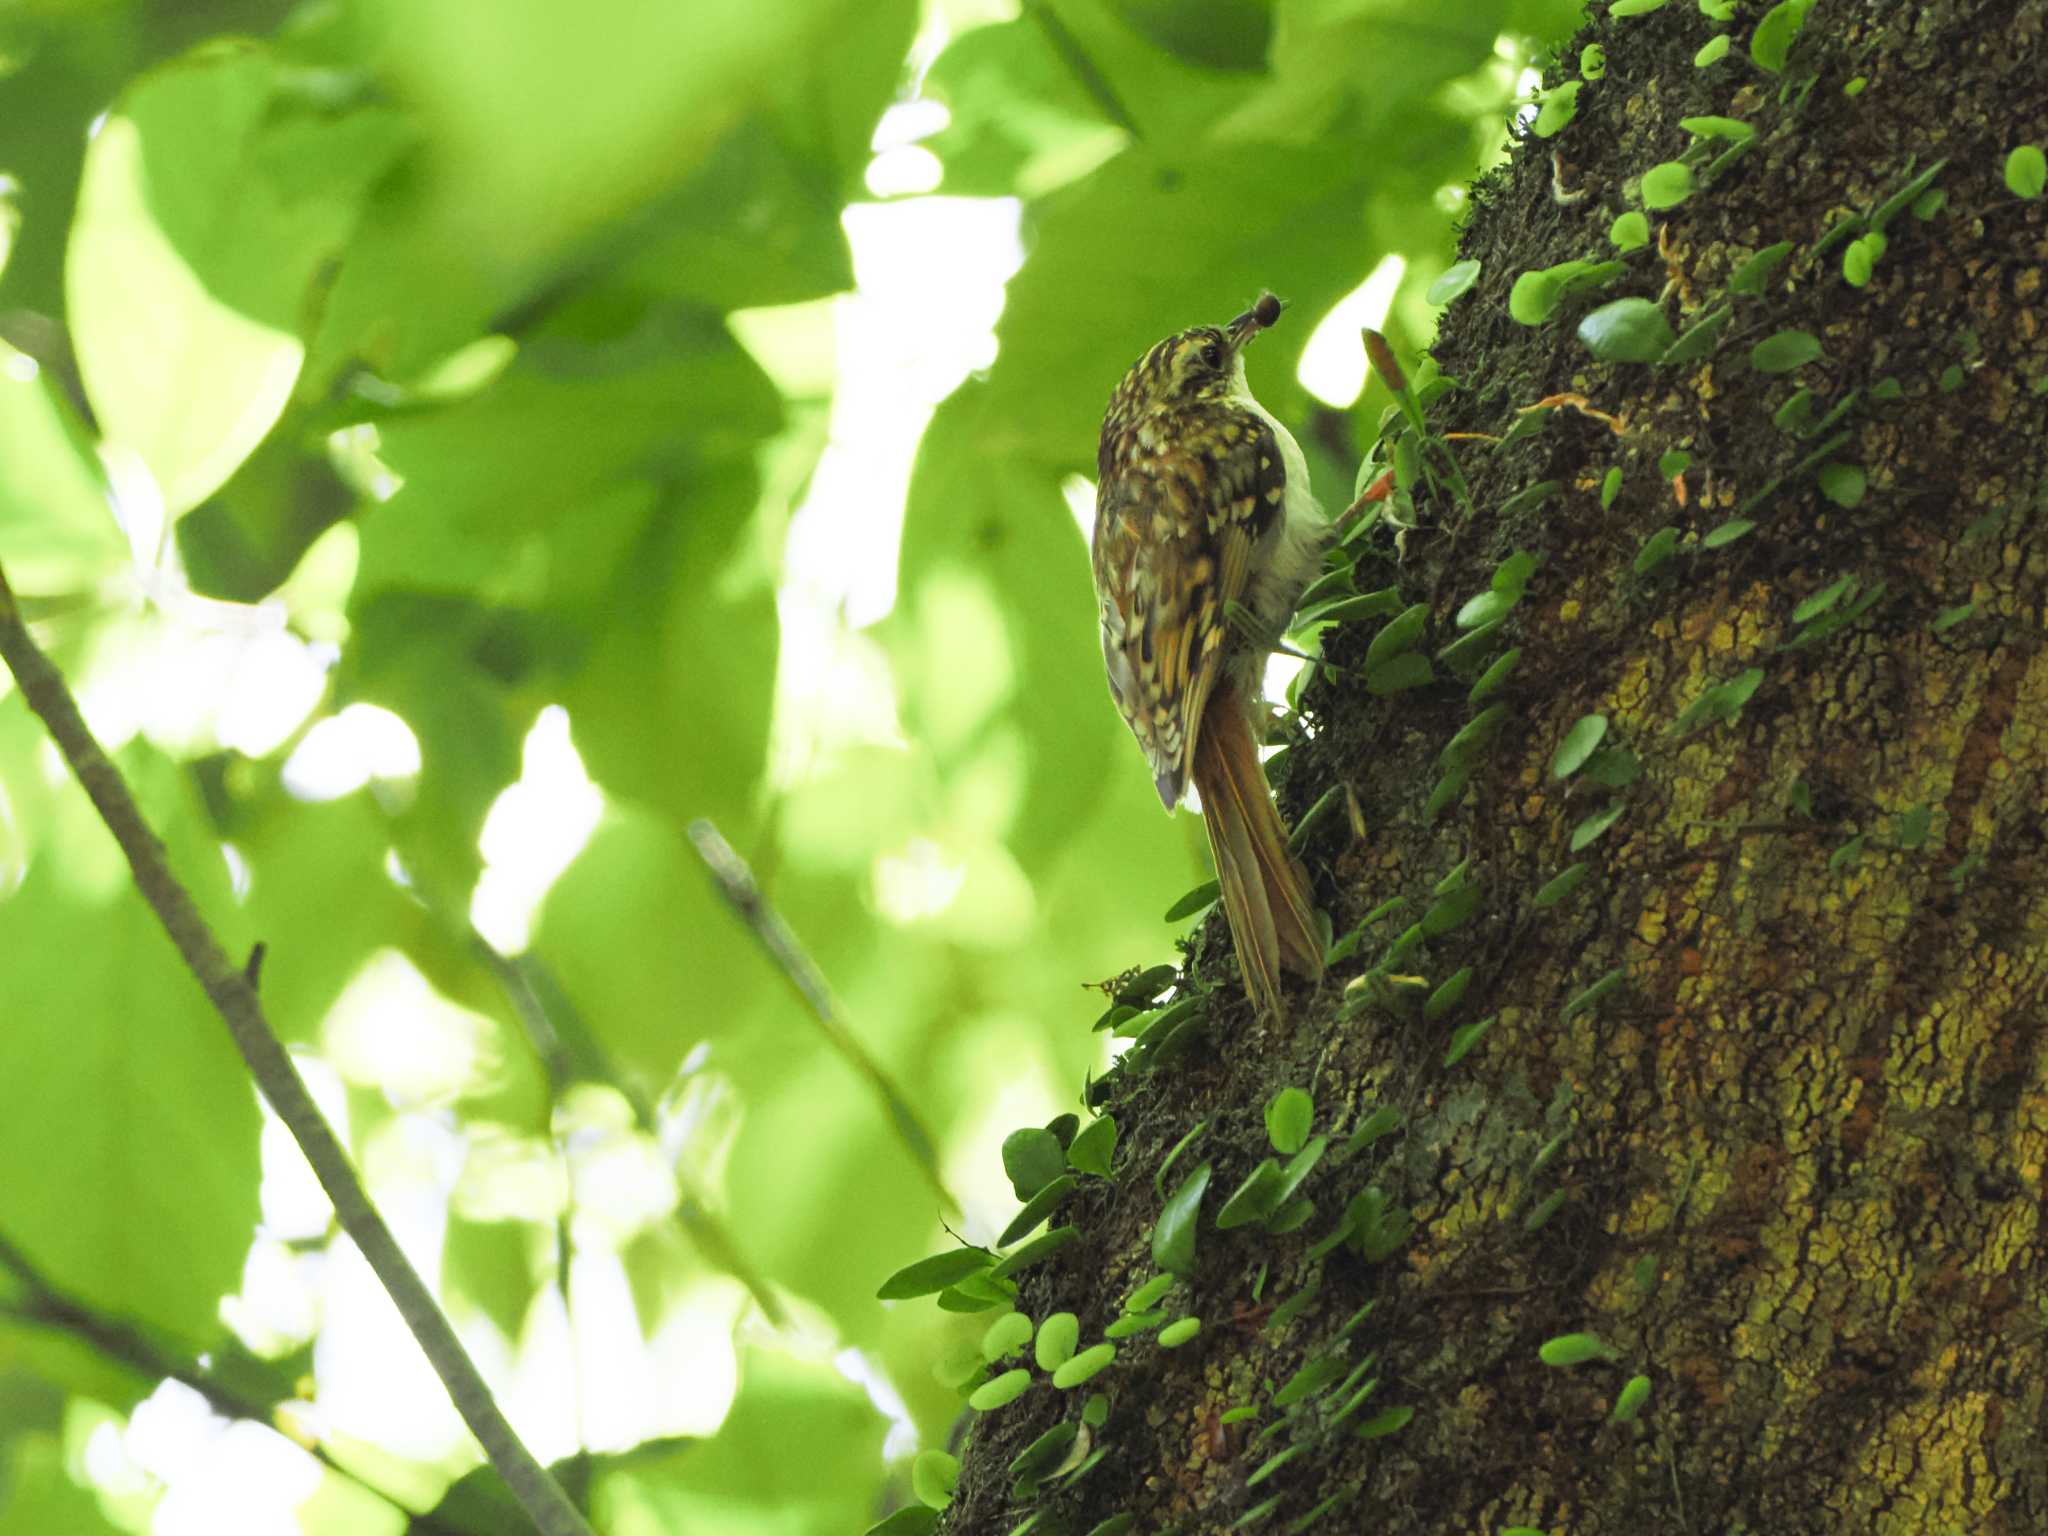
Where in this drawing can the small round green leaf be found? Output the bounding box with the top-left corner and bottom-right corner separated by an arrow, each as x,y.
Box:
1611,1374 -> 1653,1422
1580,44 -> 1606,78
969,1368 -> 1033,1410
1036,1311 -> 1080,1370
1750,330 -> 1823,373
1002,1128 -> 1068,1200
982,1310 -> 1034,1362
1427,258 -> 1481,306
1551,714 -> 1610,779
913,1450 -> 961,1509
1694,33 -> 1730,66
1540,1332 -> 1621,1367
1265,1087 -> 1314,1154
1159,1317 -> 1201,1348
1818,463 -> 1867,507
1577,298 -> 1676,362
1750,0 -> 1814,72
1067,1114 -> 1119,1176
1051,1343 -> 1116,1389
1533,81 -> 1581,139
1609,211 -> 1649,251
1639,161 -> 1694,210
2005,144 -> 2046,199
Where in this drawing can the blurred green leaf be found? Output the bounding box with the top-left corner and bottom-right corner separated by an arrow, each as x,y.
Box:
0,746 -> 258,1346
66,44 -> 408,516
0,341 -> 125,597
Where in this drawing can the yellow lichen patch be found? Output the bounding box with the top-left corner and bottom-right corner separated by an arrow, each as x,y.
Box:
1860,1391 -> 2007,1531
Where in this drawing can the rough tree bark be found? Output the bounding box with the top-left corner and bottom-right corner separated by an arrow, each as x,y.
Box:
939,2 -> 2046,1533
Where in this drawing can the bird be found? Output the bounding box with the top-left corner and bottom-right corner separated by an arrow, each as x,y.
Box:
1090,292 -> 1329,1018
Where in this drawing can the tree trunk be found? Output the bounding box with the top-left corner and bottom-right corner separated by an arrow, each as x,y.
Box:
941,2 -> 2048,1532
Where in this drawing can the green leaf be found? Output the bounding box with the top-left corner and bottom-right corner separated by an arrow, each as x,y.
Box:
1580,44 -> 1607,79
1364,603 -> 1430,669
1639,161 -> 1694,210
1728,241 -> 1794,295
0,343 -> 126,596
1034,1313 -> 1081,1372
1265,1087 -> 1314,1154
1750,0 -> 1816,72
1611,1374 -> 1653,1422
1601,467 -> 1624,507
1532,80 -> 1581,138
1000,1175 -> 1078,1246
1443,1015 -> 1495,1067
67,46 -> 407,517
1507,259 -> 1624,324
982,1311 -> 1034,1362
1678,115 -> 1752,141
1609,211 -> 1650,250
1467,648 -> 1521,705
1273,1356 -> 1348,1407
1659,304 -> 1732,365
970,1368 -> 1033,1411
1671,667 -> 1765,733
1694,33 -> 1731,66
1570,801 -> 1627,851
1577,298 -> 1676,362
1426,258 -> 1482,305
913,1450 -> 962,1510
1068,1114 -> 1119,1176
0,755 -> 259,1346
878,1247 -> 993,1300
1611,0 -> 1668,12
1051,1342 -> 1116,1389
1215,1160 -> 1287,1229
1424,967 -> 1473,1020
1154,1162 -> 1212,1275
1702,517 -> 1754,548
990,1225 -> 1079,1280
1532,863 -> 1590,909
1540,1332 -> 1621,1366
1750,330 -> 1824,373
1633,526 -> 1681,574
1165,880 -> 1222,921
1003,1127 -> 1068,1200
2005,144 -> 2047,198
1818,464 -> 1868,507
865,1508 -> 940,1536
1440,703 -> 1510,767
1354,1405 -> 1415,1439
1342,1105 -> 1401,1156
1366,651 -> 1435,695
1159,1317 -> 1202,1348
1551,715 -> 1611,779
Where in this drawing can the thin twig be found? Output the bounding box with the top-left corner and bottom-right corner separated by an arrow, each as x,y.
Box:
0,563 -> 592,1536
687,820 -> 958,1216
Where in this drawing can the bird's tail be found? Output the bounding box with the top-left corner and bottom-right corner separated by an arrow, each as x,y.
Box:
1190,681 -> 1325,1018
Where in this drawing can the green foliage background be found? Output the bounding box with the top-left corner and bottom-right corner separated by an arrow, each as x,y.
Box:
0,0 -> 1579,1529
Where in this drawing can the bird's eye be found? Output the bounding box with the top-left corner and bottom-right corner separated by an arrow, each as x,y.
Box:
1201,341 -> 1223,369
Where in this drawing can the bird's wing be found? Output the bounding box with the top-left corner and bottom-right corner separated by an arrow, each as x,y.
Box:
1093,407 -> 1285,808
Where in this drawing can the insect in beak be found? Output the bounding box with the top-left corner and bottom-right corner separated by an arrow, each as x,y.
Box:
1226,290 -> 1285,349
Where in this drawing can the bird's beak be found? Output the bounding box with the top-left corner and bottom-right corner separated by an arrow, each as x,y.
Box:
1227,291 -> 1284,349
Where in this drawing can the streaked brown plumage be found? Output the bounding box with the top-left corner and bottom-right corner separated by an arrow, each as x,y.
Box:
1090,294 -> 1328,1017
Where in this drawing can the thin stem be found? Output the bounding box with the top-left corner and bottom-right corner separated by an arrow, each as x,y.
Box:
687,820 -> 958,1216
0,563 -> 592,1536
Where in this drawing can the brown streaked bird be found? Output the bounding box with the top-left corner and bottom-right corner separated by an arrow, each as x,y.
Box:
1090,292 -> 1329,1018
